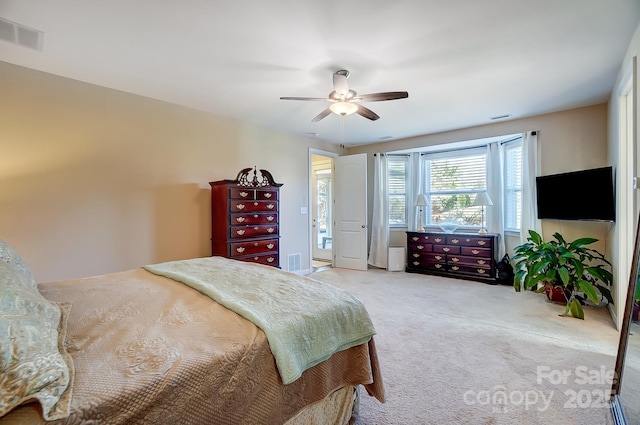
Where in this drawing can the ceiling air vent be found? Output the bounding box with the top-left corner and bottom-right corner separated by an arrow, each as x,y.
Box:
0,17 -> 44,51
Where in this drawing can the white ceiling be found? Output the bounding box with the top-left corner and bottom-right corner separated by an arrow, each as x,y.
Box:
1,1 -> 639,147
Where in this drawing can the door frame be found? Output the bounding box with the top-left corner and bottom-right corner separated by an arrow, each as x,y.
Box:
309,149 -> 338,268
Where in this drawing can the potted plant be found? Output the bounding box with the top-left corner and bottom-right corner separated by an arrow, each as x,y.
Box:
512,230 -> 613,319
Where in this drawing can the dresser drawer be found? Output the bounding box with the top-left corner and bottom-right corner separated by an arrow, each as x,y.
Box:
229,200 -> 278,212
256,190 -> 278,201
237,253 -> 279,266
229,238 -> 278,257
230,224 -> 278,239
408,242 -> 433,253
408,234 -> 436,244
460,246 -> 492,257
229,188 -> 255,200
230,212 -> 278,225
448,254 -> 492,267
433,245 -> 460,254
448,264 -> 493,277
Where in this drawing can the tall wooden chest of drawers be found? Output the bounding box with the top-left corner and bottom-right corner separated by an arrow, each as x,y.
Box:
406,231 -> 498,283
209,167 -> 283,267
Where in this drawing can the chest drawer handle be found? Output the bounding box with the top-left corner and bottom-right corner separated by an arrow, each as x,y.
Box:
435,237 -> 443,243
267,204 -> 275,209
477,241 -> 487,246
267,244 -> 274,249
434,264 -> 443,269
417,245 -> 424,250
253,214 -> 259,218
267,227 -> 275,233
472,249 -> 480,255
236,217 -> 246,223
412,261 -> 420,266
451,239 -> 459,244
477,269 -> 486,274
254,242 -> 259,246
412,237 -> 419,241
442,247 -> 450,252
413,253 -> 420,258
264,193 -> 272,198
239,191 -> 249,198
477,259 -> 486,265
254,202 -> 259,206
253,256 -> 259,260
435,255 -> 443,260
451,266 -> 459,271
236,230 -> 246,235
267,257 -> 275,263
236,203 -> 245,210
236,247 -> 245,253
267,216 -> 275,221
451,257 -> 459,262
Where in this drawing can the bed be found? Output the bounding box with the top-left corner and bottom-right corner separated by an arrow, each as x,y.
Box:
0,240 -> 384,424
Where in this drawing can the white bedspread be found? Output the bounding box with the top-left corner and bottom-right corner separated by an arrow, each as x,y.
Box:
143,256 -> 376,385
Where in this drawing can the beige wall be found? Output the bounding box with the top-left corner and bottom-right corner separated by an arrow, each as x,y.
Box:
0,61 -> 342,281
348,103 -> 612,257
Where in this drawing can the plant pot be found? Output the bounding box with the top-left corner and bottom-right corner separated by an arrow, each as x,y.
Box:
544,284 -> 571,305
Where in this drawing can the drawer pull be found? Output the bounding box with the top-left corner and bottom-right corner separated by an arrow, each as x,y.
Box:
236,203 -> 245,210
267,204 -> 275,209
435,255 -> 442,260
435,237 -> 443,243
253,214 -> 259,218
435,264 -> 442,269
239,191 -> 249,198
236,230 -> 246,235
267,244 -> 274,249
412,237 -> 419,241
477,259 -> 486,265
477,269 -> 486,274
472,249 -> 480,255
264,193 -> 272,198
451,257 -> 459,262
413,261 -> 420,266
236,247 -> 245,253
267,227 -> 275,233
236,217 -> 246,223
417,245 -> 424,250
477,240 -> 487,246
451,266 -> 459,271
254,242 -> 259,246
267,257 -> 274,263
451,238 -> 459,244
267,216 -> 275,221
442,247 -> 450,252
254,257 -> 259,260
413,253 -> 420,258
254,202 -> 259,206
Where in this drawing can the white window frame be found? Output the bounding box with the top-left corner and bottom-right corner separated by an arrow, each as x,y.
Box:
503,139 -> 523,232
387,155 -> 410,227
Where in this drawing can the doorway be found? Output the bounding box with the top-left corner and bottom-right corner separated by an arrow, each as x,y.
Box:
311,152 -> 335,270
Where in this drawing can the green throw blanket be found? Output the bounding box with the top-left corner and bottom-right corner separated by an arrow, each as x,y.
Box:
143,256 -> 375,385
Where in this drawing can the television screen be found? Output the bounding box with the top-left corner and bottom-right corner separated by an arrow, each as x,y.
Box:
535,166 -> 615,222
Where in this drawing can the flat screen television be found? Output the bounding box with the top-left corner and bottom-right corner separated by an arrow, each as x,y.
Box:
535,166 -> 615,222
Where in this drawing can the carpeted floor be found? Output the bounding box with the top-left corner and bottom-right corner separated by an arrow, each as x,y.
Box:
309,267 -> 619,425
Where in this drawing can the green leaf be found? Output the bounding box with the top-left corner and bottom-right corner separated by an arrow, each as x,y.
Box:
528,230 -> 542,245
576,280 -> 600,304
569,237 -> 598,249
569,298 -> 585,319
557,267 -> 570,286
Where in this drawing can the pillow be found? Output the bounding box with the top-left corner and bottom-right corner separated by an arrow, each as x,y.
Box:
0,261 -> 73,420
0,238 -> 37,289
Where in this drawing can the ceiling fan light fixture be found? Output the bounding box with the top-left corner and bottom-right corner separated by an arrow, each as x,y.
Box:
330,101 -> 358,116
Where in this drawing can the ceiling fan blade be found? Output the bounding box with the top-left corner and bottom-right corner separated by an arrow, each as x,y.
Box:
356,105 -> 380,121
355,91 -> 409,102
280,96 -> 329,101
333,70 -> 350,98
312,108 -> 332,122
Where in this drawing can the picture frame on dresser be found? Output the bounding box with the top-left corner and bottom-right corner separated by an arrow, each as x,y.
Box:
406,231 -> 499,283
209,167 -> 283,268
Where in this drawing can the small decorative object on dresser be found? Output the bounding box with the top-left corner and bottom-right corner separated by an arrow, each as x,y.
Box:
405,231 -> 499,283
210,167 -> 283,267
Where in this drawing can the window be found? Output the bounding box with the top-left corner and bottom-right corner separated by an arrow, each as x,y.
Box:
423,148 -> 487,227
503,140 -> 522,231
387,155 -> 409,226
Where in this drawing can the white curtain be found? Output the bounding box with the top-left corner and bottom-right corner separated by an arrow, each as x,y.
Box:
521,130 -> 542,242
368,153 -> 389,268
407,152 -> 422,231
487,143 -> 506,258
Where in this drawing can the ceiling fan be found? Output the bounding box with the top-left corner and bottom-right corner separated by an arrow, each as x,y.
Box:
280,70 -> 408,122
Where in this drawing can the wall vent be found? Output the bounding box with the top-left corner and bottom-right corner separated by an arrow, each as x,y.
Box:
0,18 -> 44,51
288,253 -> 301,272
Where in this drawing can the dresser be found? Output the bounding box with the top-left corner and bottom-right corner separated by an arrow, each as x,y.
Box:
209,167 -> 283,267
406,231 -> 498,283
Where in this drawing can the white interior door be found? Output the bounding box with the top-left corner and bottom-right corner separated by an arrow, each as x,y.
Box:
334,153 -> 368,270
